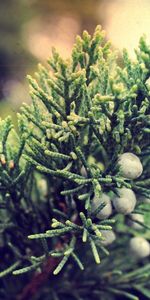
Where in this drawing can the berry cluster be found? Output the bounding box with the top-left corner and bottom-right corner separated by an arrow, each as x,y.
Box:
92,152 -> 150,258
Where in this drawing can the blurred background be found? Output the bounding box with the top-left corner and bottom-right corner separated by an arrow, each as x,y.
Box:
0,0 -> 150,120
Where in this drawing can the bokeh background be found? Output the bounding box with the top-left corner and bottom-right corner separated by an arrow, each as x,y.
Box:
0,0 -> 150,120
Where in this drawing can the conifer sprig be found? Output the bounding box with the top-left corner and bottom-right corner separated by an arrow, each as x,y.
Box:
0,26 -> 150,300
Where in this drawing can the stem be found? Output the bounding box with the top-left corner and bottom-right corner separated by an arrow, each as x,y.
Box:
17,257 -> 60,300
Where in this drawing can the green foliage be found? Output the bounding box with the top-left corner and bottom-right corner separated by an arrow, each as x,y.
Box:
0,26 -> 150,299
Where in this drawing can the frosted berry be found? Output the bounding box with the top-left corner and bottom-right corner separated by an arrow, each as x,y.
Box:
92,193 -> 112,220
144,198 -> 150,204
129,237 -> 150,258
113,188 -> 136,214
128,213 -> 144,230
38,179 -> 48,197
137,195 -> 150,204
118,152 -> 143,179
101,230 -> 116,245
80,165 -> 87,177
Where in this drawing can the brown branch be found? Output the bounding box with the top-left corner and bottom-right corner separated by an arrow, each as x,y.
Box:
17,256 -> 60,300
18,202 -> 77,300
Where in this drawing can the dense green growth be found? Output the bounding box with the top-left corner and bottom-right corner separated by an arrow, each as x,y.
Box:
0,26 -> 150,300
